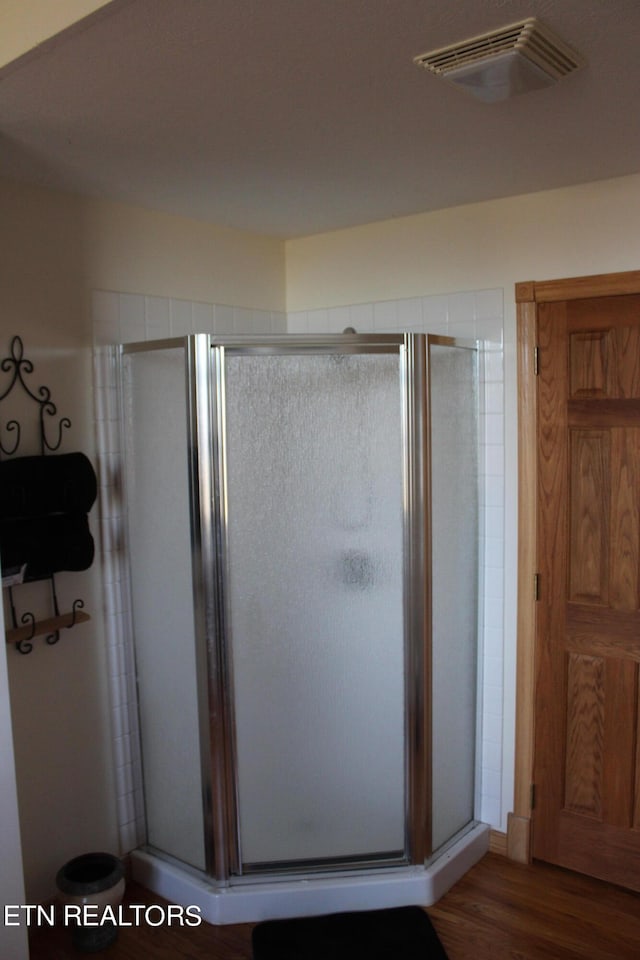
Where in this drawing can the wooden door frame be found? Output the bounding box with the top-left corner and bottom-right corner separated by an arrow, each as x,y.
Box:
508,269 -> 640,863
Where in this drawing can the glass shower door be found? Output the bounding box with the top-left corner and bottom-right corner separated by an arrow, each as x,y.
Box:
122,343 -> 209,872
429,338 -> 479,854
220,347 -> 409,872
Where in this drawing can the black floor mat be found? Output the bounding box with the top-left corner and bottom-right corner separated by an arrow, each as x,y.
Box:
252,905 -> 449,959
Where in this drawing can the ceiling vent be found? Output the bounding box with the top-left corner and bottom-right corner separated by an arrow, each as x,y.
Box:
414,18 -> 584,102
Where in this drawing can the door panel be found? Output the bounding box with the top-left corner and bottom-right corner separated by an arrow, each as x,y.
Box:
223,351 -> 407,871
568,428 -> 610,604
534,294 -> 640,889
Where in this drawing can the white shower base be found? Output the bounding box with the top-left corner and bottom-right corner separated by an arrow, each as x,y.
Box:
131,822 -> 489,925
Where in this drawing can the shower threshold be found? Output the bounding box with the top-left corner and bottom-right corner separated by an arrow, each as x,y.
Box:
130,821 -> 489,925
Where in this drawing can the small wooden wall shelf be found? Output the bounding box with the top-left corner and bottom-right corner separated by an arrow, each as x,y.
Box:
5,610 -> 91,648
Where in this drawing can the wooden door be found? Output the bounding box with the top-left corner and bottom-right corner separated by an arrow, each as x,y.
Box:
533,291 -> 640,888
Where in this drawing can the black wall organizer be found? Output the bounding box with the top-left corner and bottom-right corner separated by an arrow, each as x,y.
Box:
0,336 -> 97,654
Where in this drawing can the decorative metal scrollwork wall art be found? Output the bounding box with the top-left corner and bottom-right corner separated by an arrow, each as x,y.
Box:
1,336 -> 92,654
0,335 -> 71,456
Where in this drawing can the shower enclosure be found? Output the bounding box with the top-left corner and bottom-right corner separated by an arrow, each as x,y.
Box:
119,333 -> 485,921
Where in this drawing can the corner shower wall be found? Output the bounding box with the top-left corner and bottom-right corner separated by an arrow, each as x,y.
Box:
92,287 -> 504,858
122,347 -> 207,870
430,343 -> 478,851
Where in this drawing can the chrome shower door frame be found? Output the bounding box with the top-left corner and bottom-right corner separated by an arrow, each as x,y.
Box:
188,333 -> 431,880
121,333 -> 436,883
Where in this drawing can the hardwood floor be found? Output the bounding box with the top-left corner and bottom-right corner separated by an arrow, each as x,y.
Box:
29,852 -> 640,959
429,853 -> 640,960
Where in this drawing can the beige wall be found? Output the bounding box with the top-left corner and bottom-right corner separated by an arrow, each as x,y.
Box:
0,176 -> 285,904
0,179 -> 113,907
81,195 -> 286,309
286,170 -> 640,823
0,0 -> 118,72
286,173 -> 640,313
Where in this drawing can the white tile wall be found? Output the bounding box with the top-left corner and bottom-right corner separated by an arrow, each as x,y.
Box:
94,286 -> 505,853
94,290 -> 286,346
145,296 -> 170,337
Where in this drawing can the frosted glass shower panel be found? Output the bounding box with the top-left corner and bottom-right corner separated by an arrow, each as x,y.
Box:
429,342 -> 478,852
123,347 -> 206,871
224,352 -> 406,868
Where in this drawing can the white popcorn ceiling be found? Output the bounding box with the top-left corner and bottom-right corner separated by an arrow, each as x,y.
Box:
0,0 -> 637,238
